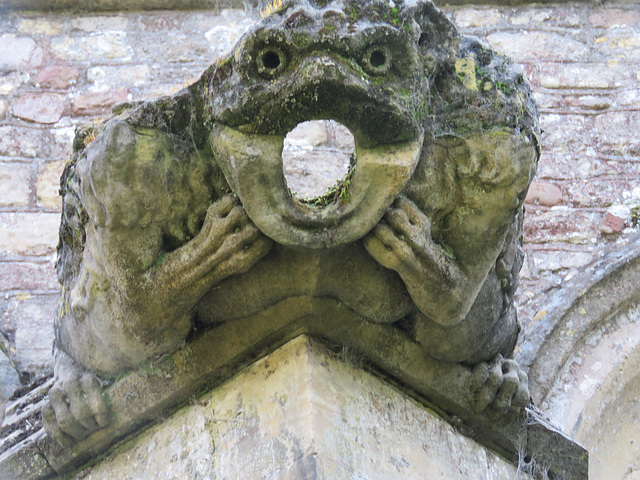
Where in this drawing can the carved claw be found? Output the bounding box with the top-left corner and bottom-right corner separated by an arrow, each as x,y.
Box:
157,195 -> 273,298
42,359 -> 109,448
471,354 -> 530,414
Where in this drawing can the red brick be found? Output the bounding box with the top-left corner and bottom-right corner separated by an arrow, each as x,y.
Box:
72,88 -> 130,116
33,65 -> 80,89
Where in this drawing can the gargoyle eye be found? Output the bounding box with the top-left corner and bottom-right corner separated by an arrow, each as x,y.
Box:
257,47 -> 286,77
362,45 -> 391,75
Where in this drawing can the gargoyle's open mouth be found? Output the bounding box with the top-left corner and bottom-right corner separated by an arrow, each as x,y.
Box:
282,120 -> 356,208
209,53 -> 424,248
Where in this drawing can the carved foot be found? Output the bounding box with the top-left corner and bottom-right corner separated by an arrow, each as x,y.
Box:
42,357 -> 109,448
471,354 -> 530,415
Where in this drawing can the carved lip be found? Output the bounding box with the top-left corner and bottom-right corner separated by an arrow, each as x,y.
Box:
210,122 -> 423,249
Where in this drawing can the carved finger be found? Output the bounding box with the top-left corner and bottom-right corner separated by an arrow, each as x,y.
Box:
81,372 -> 110,427
474,355 -> 504,412
513,369 -> 530,409
385,207 -> 414,238
374,224 -> 415,263
209,195 -> 237,218
393,197 -> 430,232
205,235 -> 272,285
42,401 -> 75,449
363,234 -> 399,271
492,360 -> 520,413
49,384 -> 89,440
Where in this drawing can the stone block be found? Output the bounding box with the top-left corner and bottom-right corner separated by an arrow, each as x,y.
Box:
17,18 -> 64,35
600,212 -> 626,234
0,99 -> 7,118
4,293 -> 56,376
524,208 -> 601,245
0,163 -> 31,207
561,176 -> 639,208
0,35 -> 43,70
589,9 -> 640,28
525,182 -> 563,207
540,114 -> 591,155
487,32 -> 589,63
0,71 -> 30,95
593,31 -> 640,61
453,8 -> 503,28
0,213 -> 60,256
87,64 -> 150,88
594,112 -> 640,157
32,65 -> 80,89
0,126 -> 41,158
71,88 -> 129,116
70,337 -> 528,480
51,33 -> 132,61
616,89 -> 640,107
509,9 -> 552,26
36,160 -> 65,210
12,93 -> 66,124
0,261 -> 59,292
538,63 -> 630,90
564,95 -> 611,111
533,250 -> 594,273
70,16 -> 128,32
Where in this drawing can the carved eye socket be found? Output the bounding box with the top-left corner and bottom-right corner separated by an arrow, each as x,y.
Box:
362,45 -> 391,75
257,47 -> 286,77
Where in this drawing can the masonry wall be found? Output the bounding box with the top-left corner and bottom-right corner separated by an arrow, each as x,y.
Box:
0,2 -> 639,381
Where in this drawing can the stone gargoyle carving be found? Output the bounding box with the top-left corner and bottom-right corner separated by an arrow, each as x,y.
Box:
43,0 -> 539,446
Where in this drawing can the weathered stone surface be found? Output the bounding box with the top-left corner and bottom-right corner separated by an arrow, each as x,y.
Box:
533,250 -> 593,273
12,93 -> 65,124
0,213 -> 59,256
69,337 -> 529,480
589,9 -> 640,28
594,111 -> 640,157
17,18 -> 63,35
36,160 -> 65,210
509,9 -> 552,26
32,65 -> 80,89
487,32 -> 589,62
600,211 -> 626,234
0,35 -> 43,69
0,262 -> 59,292
87,65 -> 150,89
525,182 -> 563,207
538,63 -> 630,90
0,126 -> 41,158
70,16 -> 128,32
0,334 -> 20,424
51,33 -> 132,61
0,163 -> 31,207
0,99 -> 7,119
564,95 -> 611,111
9,294 -> 57,375
453,8 -> 502,28
539,114 -> 591,155
562,176 -> 640,208
71,88 -> 129,115
0,71 -> 30,95
524,209 -> 601,244
593,31 -> 640,60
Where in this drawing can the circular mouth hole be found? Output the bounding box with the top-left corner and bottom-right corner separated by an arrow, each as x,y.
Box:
369,50 -> 386,68
282,120 -> 356,207
261,50 -> 281,70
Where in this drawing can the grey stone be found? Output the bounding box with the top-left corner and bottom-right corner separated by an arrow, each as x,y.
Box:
39,1 -> 549,474
0,213 -> 60,256
0,35 -> 42,70
0,126 -> 41,158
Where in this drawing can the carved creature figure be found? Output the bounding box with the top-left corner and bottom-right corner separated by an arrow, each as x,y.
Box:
44,0 -> 539,445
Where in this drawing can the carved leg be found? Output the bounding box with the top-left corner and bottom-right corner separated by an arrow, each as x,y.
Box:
471,354 -> 530,414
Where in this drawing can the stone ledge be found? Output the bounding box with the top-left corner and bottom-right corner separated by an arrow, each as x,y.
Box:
0,299 -> 587,479
0,0 -> 602,12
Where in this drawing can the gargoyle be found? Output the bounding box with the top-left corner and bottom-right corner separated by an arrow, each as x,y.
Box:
43,0 -> 538,446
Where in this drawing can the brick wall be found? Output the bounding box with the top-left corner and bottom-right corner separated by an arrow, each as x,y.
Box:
0,3 -> 638,380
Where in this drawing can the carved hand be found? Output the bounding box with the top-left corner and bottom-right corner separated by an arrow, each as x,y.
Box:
363,196 -> 468,327
42,352 -> 109,448
471,354 -> 530,414
144,195 -> 273,316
